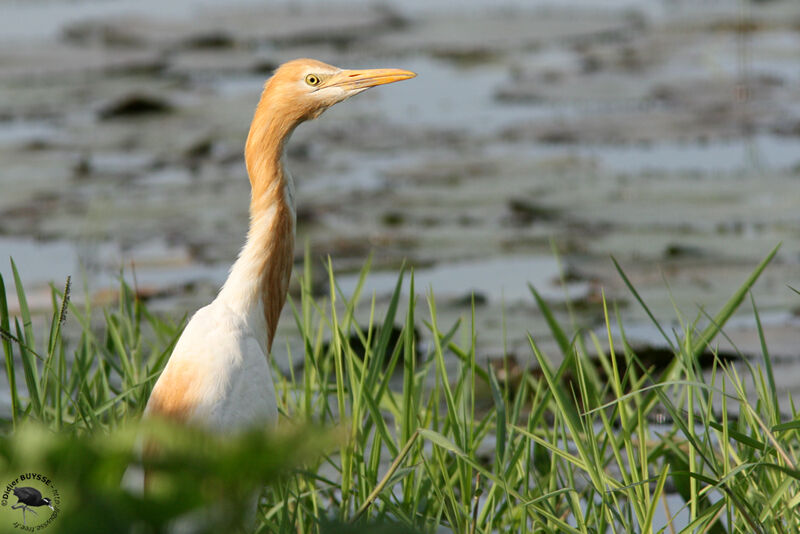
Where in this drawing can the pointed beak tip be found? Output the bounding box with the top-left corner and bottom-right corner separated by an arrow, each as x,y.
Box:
392,69 -> 416,81
370,69 -> 416,87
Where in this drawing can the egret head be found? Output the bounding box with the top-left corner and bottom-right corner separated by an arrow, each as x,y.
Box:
261,58 -> 416,122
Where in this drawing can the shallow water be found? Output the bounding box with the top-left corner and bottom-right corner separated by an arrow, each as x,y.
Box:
1,0 -> 799,398
337,254 -> 589,304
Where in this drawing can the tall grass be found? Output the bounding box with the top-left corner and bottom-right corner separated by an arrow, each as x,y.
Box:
0,244 -> 798,533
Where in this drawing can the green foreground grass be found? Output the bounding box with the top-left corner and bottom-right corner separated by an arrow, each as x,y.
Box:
0,244 -> 799,534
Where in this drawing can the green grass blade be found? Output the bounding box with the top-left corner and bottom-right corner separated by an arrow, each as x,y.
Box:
528,283 -> 571,357
707,420 -> 766,451
751,293 -> 779,423
488,365 -> 506,466
691,244 -> 779,360
15,319 -> 43,419
369,264 -> 405,386
11,259 -> 35,350
0,273 -> 19,428
611,256 -> 675,352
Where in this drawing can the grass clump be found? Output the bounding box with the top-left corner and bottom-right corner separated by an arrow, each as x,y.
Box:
0,244 -> 799,533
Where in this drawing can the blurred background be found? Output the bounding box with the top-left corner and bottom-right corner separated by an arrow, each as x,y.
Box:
1,0 -> 799,389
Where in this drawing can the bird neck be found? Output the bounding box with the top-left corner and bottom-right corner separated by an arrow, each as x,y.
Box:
217,97 -> 298,354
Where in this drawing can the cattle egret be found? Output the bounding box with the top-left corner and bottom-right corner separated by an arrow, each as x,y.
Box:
144,59 -> 415,432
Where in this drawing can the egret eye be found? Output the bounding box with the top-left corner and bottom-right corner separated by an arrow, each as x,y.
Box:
305,74 -> 321,87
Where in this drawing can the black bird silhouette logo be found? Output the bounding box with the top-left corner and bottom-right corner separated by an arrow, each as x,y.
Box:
11,487 -> 54,526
